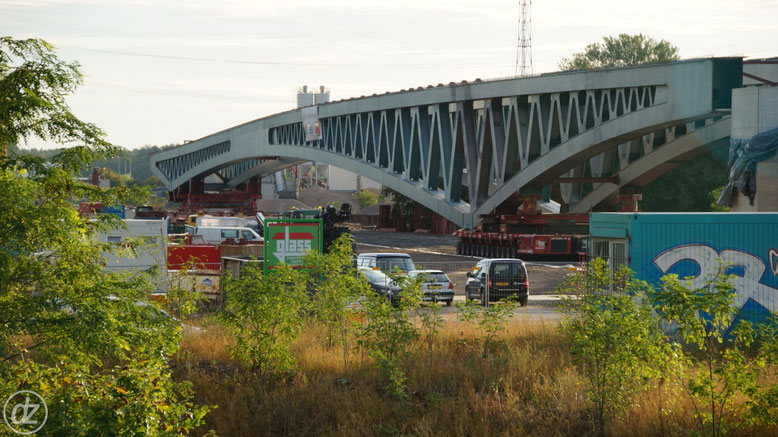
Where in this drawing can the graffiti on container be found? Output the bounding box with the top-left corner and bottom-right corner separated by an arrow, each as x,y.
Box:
770,248 -> 778,276
653,244 -> 777,312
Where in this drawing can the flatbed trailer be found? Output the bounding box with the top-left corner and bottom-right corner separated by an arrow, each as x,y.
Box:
455,214 -> 589,260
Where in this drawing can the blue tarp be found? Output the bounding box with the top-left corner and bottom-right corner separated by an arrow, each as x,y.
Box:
718,126 -> 778,207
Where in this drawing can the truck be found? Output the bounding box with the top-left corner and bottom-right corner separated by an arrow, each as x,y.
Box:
278,203 -> 353,253
134,205 -> 168,220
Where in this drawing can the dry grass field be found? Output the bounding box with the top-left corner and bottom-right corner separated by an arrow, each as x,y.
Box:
174,316 -> 778,437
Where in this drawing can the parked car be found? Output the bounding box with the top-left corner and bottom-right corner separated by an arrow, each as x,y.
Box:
464,259 -> 529,306
359,266 -> 402,306
408,270 -> 454,306
356,253 -> 416,274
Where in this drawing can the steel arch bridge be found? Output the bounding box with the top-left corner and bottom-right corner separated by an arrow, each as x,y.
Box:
150,58 -> 741,227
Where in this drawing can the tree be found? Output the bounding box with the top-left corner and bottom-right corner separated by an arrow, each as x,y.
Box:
381,187 -> 419,230
306,234 -> 370,375
353,190 -> 379,208
651,268 -> 778,437
640,150 -> 729,212
1,37 -> 209,435
1,37 -> 112,154
559,259 -> 674,437
357,273 -> 423,400
559,33 -> 680,71
456,297 -> 518,357
219,264 -> 309,386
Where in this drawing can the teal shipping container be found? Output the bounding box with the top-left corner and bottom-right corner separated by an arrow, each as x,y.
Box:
589,213 -> 778,326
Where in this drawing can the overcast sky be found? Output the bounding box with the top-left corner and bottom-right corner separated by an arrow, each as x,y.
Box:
3,0 -> 777,150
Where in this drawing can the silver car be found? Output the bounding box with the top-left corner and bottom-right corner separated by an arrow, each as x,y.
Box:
407,270 -> 455,306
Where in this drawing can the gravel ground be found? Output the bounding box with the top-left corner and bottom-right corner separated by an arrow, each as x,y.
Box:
352,229 -> 577,296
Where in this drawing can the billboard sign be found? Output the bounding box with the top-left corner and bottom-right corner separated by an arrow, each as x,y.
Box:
301,106 -> 322,142
264,219 -> 322,272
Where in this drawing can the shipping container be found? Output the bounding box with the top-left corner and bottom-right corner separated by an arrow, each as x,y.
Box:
589,212 -> 778,328
98,219 -> 168,292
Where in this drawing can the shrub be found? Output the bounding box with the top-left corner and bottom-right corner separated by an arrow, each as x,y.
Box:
652,266 -> 778,436
559,259 -> 673,437
219,264 -> 309,386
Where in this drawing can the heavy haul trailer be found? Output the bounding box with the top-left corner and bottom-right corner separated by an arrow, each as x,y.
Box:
456,214 -> 589,259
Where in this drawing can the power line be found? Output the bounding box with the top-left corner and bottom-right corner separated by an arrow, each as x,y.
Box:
61,45 -> 511,68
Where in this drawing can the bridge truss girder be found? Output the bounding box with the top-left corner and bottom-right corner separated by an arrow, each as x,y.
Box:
150,58 -> 742,227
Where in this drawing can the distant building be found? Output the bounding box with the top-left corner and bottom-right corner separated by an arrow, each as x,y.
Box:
263,86 -> 381,197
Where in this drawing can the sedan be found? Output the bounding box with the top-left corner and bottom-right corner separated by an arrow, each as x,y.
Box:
359,267 -> 402,306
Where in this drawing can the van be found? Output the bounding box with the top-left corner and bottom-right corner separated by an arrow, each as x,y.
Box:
465,258 -> 529,306
356,253 -> 416,274
193,226 -> 263,244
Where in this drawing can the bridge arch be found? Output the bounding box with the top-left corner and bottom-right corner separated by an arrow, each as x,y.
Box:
150,58 -> 742,226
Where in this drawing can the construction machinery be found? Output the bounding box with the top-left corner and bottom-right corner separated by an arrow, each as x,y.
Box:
456,196 -> 588,260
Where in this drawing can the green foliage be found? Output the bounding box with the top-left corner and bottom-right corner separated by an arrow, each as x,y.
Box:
557,33 -> 728,213
709,186 -> 730,212
742,322 -> 778,429
101,166 -> 135,187
358,274 -> 422,400
381,187 -> 417,228
651,267 -> 778,436
559,259 -> 673,437
219,264 -> 309,386
165,258 -> 210,320
558,33 -> 679,71
1,36 -> 209,435
456,297 -> 518,357
415,300 -> 444,361
1,359 -> 210,436
22,145 -> 177,185
353,190 -> 379,208
0,37 -> 112,152
306,234 -> 370,374
640,151 -> 730,212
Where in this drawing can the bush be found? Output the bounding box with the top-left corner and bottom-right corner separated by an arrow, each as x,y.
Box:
652,266 -> 778,436
353,190 -> 379,208
219,264 -> 309,386
559,259 -> 673,437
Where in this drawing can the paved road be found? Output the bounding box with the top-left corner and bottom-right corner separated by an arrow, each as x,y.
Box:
428,294 -> 567,323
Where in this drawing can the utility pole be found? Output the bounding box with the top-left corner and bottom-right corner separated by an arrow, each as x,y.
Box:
515,0 -> 533,77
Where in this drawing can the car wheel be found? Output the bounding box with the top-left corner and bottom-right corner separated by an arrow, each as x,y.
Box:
446,299 -> 453,307
519,296 -> 528,306
481,289 -> 488,306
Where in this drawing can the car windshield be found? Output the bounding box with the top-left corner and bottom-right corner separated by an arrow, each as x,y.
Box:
362,269 -> 390,283
491,262 -> 527,281
376,257 -> 414,272
415,272 -> 449,283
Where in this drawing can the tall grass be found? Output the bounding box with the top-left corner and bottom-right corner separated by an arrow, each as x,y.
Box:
174,317 -> 778,436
